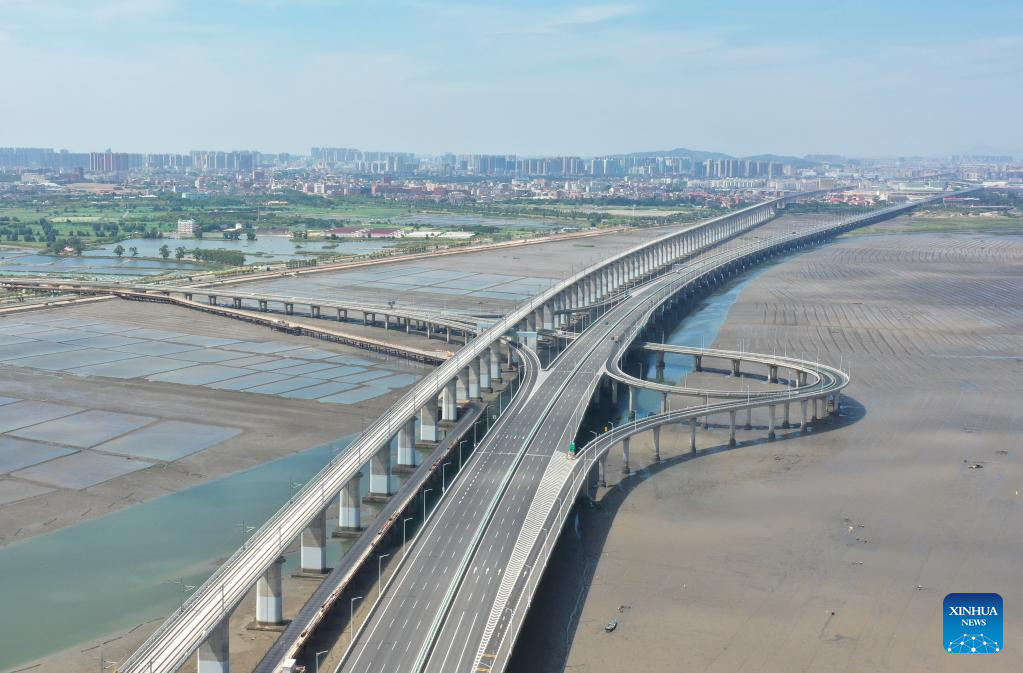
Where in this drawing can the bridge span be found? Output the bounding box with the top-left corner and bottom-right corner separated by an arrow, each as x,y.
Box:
113,190 -> 827,673
329,191 -> 971,673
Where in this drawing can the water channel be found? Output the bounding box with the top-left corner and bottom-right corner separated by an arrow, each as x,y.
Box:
0,265 -> 765,672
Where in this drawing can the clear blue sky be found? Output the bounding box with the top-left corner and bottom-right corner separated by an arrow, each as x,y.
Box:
1,0 -> 1020,157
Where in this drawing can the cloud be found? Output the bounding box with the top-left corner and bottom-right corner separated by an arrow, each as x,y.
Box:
417,2 -> 639,36
0,0 -> 173,22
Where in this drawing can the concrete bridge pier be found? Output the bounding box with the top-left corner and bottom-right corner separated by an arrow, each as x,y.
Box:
284,302 -> 293,315
367,445 -> 393,499
702,414 -> 709,430
197,613 -> 230,673
694,354 -> 702,372
456,369 -> 469,402
337,474 -> 362,534
660,392 -> 668,414
255,557 -> 286,626
731,359 -> 740,377
745,407 -> 752,430
728,411 -> 737,447
652,426 -> 661,462
489,344 -> 502,384
311,305 -> 321,319
299,506 -> 329,575
442,379 -> 458,422
478,353 -> 491,392
690,417 -> 697,453
232,297 -> 242,309
397,418 -> 417,469
542,303 -> 554,330
420,399 -> 440,442
259,299 -> 268,312
468,359 -> 482,400
812,397 -> 820,422
621,436 -> 630,475
768,365 -> 778,383
782,402 -> 791,429
800,400 -> 808,432
597,453 -> 608,486
627,385 -> 635,420
768,405 -> 777,440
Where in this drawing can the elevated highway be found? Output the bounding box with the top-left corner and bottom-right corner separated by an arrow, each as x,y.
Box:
116,191 -> 816,673
332,191 -> 966,673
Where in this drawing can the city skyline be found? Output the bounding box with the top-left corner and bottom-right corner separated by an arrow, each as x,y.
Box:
1,0 -> 1021,157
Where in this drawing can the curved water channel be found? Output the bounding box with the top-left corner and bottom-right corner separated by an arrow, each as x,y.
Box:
0,265 -> 768,672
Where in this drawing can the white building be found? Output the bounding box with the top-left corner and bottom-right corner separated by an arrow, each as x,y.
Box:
177,219 -> 201,237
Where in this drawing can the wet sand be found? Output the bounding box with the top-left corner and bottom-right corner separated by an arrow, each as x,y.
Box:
513,231 -> 1023,672
0,300 -> 425,549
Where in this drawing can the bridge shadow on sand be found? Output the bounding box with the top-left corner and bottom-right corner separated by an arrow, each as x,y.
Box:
506,395 -> 865,673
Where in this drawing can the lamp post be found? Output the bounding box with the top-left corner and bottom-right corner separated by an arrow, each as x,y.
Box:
442,461 -> 452,493
423,488 -> 432,521
402,516 -> 414,552
315,649 -> 329,673
378,553 -> 391,599
349,596 -> 363,645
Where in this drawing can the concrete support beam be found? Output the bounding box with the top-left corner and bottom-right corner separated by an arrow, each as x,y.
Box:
338,474 -> 362,532
598,454 -> 607,486
728,410 -> 737,447
489,344 -> 502,383
690,418 -> 697,453
468,359 -> 481,400
800,399 -> 808,432
731,359 -> 741,377
745,406 -> 752,430
197,614 -> 230,673
456,368 -> 469,402
397,417 -> 417,468
621,436 -> 630,475
768,404 -> 776,440
369,445 -> 392,497
652,426 -> 661,462
782,402 -> 790,429
300,506 -> 329,574
420,398 -> 440,442
768,364 -> 778,384
478,353 -> 491,391
255,557 -> 286,626
442,378 -> 458,422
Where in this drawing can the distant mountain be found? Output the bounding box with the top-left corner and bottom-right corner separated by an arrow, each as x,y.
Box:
618,148 -> 819,167
617,147 -> 732,162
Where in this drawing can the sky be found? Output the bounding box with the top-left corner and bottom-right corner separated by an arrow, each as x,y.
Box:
0,0 -> 1020,158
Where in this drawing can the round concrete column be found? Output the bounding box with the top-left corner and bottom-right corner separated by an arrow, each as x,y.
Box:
368,445 -> 392,497
300,506 -> 329,574
197,614 -> 230,673
397,417 -> 417,468
338,474 -> 362,532
256,557 -> 286,625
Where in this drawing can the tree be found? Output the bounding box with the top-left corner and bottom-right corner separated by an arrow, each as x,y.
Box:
113,244 -> 125,257
159,244 -> 171,259
129,246 -> 139,257
174,246 -> 187,260
246,230 -> 257,241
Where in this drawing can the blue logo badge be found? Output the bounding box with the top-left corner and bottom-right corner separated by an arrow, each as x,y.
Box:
944,593 -> 1002,653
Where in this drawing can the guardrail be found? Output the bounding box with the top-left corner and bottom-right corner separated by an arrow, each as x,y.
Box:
115,191 -> 833,673
475,189 -> 977,673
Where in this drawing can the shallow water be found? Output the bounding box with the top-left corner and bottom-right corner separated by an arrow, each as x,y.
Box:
0,437 -> 378,671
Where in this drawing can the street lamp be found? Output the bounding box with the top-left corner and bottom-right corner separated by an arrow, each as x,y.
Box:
349,596 -> 363,645
402,516 -> 414,551
423,488 -> 432,521
442,461 -> 452,493
378,553 -> 391,598
315,649 -> 329,673
458,440 -> 467,468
